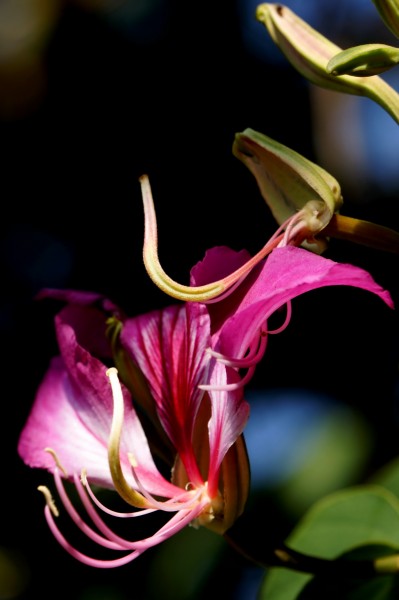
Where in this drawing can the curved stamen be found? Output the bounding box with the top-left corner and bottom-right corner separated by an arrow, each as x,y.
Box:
265,301 -> 292,335
42,504 -> 143,568
106,367 -> 152,509
45,448 -> 68,476
279,200 -> 331,248
199,365 -> 257,392
76,469 -> 206,551
126,454 -> 205,512
41,465 -> 210,565
140,174 -> 223,301
81,470 -> 157,518
37,485 -> 59,517
201,299 -> 292,391
107,369 -> 207,512
82,469 -> 201,517
52,468 -> 129,550
41,450 -> 128,548
280,208 -> 310,246
140,174 -> 285,302
200,327 -> 270,391
206,329 -> 268,369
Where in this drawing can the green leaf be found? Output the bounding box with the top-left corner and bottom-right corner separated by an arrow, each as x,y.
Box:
259,485 -> 399,600
370,457 -> 399,499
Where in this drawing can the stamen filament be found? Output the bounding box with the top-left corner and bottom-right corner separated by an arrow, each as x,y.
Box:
45,448 -> 68,476
81,470 -> 157,518
266,301 -> 292,335
140,174 -> 285,302
206,329 -> 268,368
42,504 -> 143,568
126,453 -> 205,512
76,470 -> 205,551
106,367 -> 151,508
140,174 -> 224,301
199,365 -> 256,392
53,469 -> 127,550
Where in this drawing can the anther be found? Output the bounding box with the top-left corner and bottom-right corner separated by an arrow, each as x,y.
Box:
45,448 -> 68,477
80,469 -> 88,486
127,453 -> 138,468
37,485 -> 59,517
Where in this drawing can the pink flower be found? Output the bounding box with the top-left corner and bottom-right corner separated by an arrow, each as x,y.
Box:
18,294 -> 250,568
17,243 -> 393,568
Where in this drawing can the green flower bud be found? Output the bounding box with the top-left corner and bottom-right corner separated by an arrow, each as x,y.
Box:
256,3 -> 399,123
233,128 -> 342,232
371,0 -> 399,39
233,128 -> 399,255
327,43 -> 399,76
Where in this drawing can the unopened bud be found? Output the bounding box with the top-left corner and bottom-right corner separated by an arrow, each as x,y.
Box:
256,3 -> 399,123
371,0 -> 399,39
233,128 -> 342,232
327,43 -> 399,76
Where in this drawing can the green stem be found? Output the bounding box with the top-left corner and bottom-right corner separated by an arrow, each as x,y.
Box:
323,214 -> 399,254
224,525 -> 399,579
365,76 -> 399,125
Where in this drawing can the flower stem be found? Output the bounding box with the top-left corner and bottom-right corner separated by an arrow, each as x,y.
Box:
323,214 -> 399,253
224,526 -> 399,578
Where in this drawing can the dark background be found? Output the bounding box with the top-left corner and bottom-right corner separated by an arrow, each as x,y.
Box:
2,1 -> 399,598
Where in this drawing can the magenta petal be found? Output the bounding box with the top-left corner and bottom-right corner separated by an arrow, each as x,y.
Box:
18,354 -> 180,497
36,288 -> 121,315
190,245 -> 262,336
190,246 -> 251,285
120,303 -> 211,452
52,303 -> 113,360
207,360 -> 250,490
17,356 -> 115,486
216,246 -> 394,358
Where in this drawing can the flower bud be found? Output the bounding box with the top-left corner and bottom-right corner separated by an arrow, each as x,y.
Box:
233,128 -> 342,232
371,0 -> 399,39
327,43 -> 399,76
256,3 -> 399,123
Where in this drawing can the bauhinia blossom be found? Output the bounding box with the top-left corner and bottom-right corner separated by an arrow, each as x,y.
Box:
17,292 -> 250,568
18,238 -> 393,568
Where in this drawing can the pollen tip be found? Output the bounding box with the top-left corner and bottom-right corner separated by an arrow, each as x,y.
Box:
37,485 -> 59,517
80,469 -> 88,486
127,452 -> 138,468
106,367 -> 118,378
44,447 -> 68,477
